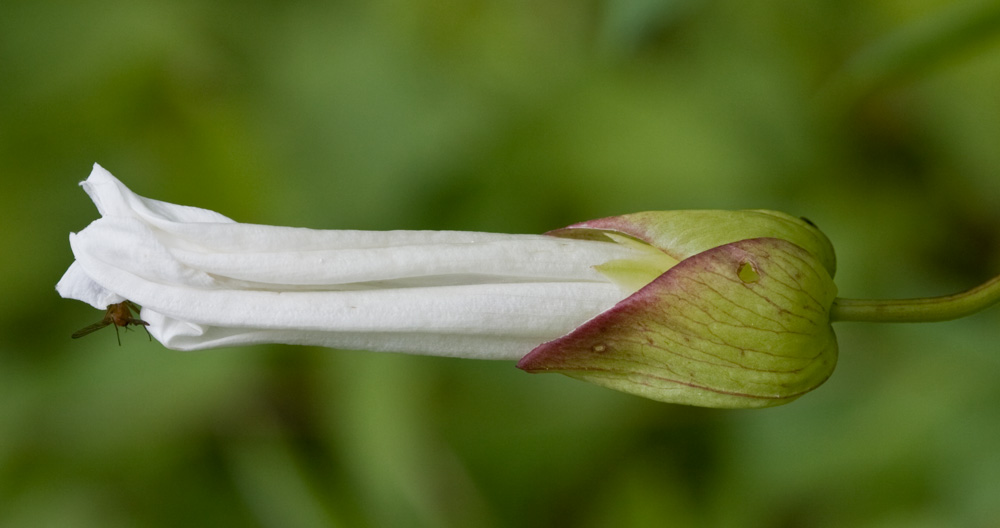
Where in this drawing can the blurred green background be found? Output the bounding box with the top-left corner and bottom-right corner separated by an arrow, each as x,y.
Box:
3,0 -> 1000,526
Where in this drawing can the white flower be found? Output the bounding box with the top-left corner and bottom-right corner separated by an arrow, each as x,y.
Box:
57,164 -> 654,359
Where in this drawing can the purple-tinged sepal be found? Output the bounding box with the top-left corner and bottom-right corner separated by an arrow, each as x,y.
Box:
547,210 -> 836,276
520,212 -> 839,408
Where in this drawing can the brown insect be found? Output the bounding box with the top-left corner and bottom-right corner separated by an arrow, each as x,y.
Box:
71,301 -> 151,345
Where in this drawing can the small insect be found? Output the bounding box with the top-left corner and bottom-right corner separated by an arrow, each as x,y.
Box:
71,301 -> 151,345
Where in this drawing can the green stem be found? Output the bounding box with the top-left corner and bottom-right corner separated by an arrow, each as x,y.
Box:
830,274 -> 1000,323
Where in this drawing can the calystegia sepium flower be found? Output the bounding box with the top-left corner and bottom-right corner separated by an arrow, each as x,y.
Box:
61,165 -> 1000,407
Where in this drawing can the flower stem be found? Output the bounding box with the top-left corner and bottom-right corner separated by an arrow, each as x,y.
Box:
830,273 -> 1000,323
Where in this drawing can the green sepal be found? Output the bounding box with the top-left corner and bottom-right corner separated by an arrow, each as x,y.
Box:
518,236 -> 838,408
548,210 -> 837,277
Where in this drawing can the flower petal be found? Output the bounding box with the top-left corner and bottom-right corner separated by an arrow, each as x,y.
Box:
59,165 -> 645,359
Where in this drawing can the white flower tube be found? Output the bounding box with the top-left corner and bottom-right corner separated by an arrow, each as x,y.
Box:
57,164 -> 651,359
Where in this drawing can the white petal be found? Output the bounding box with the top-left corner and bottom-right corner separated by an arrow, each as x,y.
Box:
60,165 -> 643,359
55,261 -> 124,309
83,163 -> 234,224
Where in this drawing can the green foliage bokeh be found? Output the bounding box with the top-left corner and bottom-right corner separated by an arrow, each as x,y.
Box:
2,0 -> 1000,526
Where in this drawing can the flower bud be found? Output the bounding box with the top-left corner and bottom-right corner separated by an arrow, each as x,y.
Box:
517,211 -> 839,408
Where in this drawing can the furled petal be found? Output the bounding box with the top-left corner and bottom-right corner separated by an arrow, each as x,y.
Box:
57,165 -> 651,359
